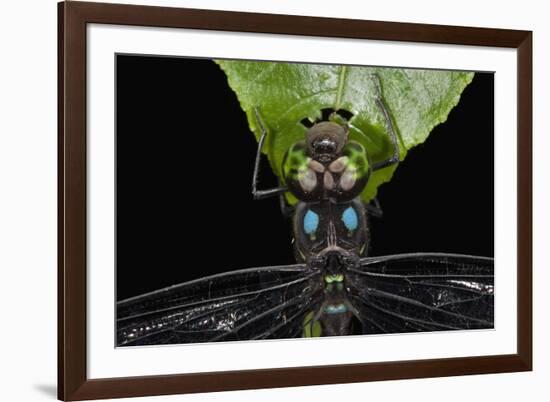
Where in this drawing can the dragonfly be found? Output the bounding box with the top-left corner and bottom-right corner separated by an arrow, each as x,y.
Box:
117,75 -> 494,346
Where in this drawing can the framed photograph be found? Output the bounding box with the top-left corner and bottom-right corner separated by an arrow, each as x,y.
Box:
58,1 -> 532,400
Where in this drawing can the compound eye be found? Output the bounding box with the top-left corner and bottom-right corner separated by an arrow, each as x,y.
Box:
303,209 -> 320,235
342,206 -> 358,231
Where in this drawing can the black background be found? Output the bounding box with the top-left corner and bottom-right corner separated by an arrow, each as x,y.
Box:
116,55 -> 494,301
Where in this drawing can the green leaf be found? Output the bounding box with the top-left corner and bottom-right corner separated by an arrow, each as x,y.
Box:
216,60 -> 473,203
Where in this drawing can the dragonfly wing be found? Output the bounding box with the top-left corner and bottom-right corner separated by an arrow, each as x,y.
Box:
117,264 -> 321,346
346,253 -> 494,334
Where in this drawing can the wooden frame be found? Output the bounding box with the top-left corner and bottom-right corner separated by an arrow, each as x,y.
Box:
58,1 -> 532,400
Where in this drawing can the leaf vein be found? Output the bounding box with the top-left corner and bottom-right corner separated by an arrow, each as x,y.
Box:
335,66 -> 348,109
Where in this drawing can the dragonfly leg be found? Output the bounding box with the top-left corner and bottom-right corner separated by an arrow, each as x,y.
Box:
370,73 -> 401,172
364,197 -> 383,218
251,107 -> 288,200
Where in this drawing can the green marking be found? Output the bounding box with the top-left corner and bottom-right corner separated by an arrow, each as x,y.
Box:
282,141 -> 310,182
303,311 -> 322,338
324,274 -> 344,284
343,141 -> 370,179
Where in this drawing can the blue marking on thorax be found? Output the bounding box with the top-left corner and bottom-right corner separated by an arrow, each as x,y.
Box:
324,304 -> 348,314
303,210 -> 319,234
342,206 -> 358,231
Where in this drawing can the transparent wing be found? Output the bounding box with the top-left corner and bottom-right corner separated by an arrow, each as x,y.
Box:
117,264 -> 322,346
346,253 -> 494,334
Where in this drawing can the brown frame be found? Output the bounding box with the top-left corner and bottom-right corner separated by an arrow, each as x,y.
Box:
58,1 -> 532,400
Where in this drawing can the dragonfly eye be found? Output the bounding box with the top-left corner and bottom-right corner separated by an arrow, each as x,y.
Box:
342,206 -> 358,232
303,209 -> 319,235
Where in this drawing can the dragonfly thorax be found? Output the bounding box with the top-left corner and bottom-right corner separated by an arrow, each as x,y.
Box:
293,199 -> 369,272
